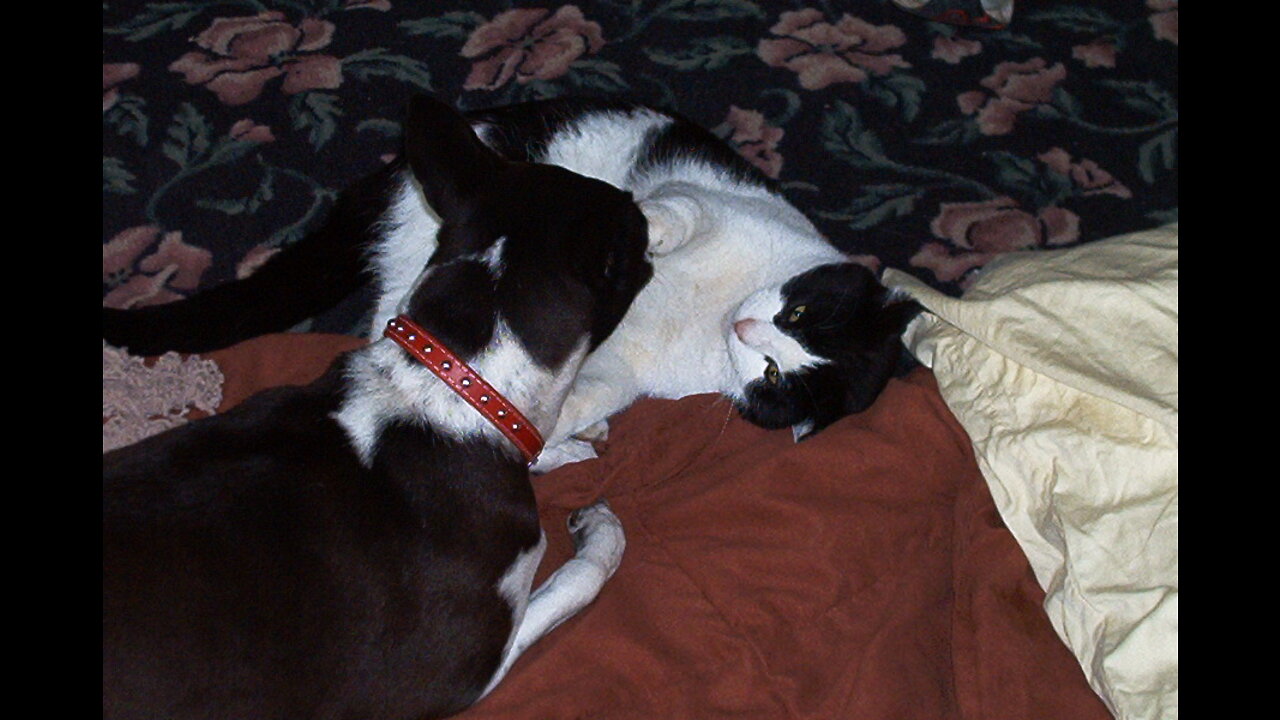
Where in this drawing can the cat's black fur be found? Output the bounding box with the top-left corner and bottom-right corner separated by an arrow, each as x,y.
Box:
102,157 -> 384,355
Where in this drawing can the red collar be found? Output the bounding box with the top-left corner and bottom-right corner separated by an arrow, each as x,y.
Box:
383,316 -> 544,465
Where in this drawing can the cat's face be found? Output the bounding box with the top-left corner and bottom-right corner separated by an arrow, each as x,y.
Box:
726,263 -> 918,437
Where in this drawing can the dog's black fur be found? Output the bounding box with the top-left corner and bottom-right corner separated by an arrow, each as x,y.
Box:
102,95 -> 652,719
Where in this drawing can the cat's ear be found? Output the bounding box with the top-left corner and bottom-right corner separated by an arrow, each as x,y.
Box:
638,189 -> 706,256
400,94 -> 503,221
873,294 -> 924,342
839,295 -> 923,416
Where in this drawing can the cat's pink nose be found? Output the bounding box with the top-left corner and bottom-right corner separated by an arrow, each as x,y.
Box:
733,319 -> 759,343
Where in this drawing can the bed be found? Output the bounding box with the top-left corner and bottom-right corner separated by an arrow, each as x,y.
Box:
103,1 -> 1179,717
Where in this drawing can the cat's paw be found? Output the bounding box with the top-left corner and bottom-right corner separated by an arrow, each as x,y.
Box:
531,438 -> 599,474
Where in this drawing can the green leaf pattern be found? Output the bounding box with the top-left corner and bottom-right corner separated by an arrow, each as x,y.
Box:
104,0 -> 1178,327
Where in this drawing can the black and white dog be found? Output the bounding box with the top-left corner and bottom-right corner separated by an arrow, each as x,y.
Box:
102,96 -> 653,719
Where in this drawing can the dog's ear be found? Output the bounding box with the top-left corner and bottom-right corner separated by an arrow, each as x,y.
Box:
401,95 -> 504,222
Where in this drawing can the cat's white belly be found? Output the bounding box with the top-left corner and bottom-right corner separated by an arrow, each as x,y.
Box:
594,232 -> 844,401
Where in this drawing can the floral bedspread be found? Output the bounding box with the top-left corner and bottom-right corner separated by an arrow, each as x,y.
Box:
103,0 -> 1179,337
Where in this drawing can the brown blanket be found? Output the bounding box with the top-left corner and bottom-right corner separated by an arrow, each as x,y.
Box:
134,333 -> 1112,719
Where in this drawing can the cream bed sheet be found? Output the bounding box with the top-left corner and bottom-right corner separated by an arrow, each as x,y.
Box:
883,224 -> 1178,720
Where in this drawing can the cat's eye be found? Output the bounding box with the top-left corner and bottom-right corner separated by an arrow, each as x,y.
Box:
787,305 -> 807,323
764,358 -> 780,385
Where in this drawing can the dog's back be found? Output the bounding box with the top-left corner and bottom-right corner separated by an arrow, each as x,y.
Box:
102,363 -> 537,717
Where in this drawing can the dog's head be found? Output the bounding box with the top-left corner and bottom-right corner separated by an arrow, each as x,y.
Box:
394,95 -> 653,375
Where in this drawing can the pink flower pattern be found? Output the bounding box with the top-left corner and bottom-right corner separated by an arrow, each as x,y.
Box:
104,1 -> 1177,312
1072,40 -> 1117,69
722,106 -> 785,179
913,197 -> 1081,286
1038,148 -> 1132,199
932,36 -> 983,65
103,63 -> 140,112
757,10 -> 910,90
236,244 -> 281,279
930,197 -> 1079,253
1148,0 -> 1178,44
909,243 -> 997,286
103,227 -> 213,309
461,6 -> 605,90
169,12 -> 343,105
229,119 -> 276,144
956,59 -> 1068,135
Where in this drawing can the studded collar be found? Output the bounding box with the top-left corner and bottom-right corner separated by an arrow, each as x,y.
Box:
383,315 -> 544,465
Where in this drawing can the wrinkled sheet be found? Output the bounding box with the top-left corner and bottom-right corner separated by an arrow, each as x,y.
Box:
108,332 -> 1110,719
884,223 -> 1178,720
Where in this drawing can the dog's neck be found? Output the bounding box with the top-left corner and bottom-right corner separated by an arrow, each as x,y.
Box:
333,318 -> 588,465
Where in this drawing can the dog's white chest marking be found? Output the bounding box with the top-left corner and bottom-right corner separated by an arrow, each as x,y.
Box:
334,319 -> 587,465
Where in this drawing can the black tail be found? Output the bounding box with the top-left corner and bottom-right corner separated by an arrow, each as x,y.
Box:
102,166 -> 397,356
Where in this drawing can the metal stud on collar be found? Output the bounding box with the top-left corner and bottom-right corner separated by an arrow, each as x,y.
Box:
383,316 -> 544,465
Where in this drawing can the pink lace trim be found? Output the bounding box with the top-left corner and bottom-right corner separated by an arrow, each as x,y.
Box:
102,341 -> 224,453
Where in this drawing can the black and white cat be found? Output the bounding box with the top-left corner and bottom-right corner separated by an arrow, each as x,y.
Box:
104,95 -> 654,718
103,96 -> 919,469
